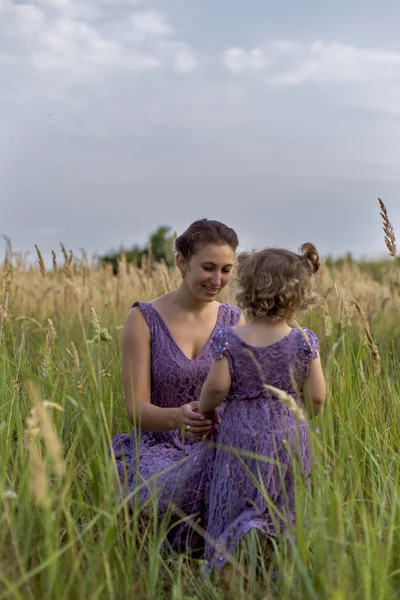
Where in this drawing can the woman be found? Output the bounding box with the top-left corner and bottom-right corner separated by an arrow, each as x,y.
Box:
112,219 -> 245,550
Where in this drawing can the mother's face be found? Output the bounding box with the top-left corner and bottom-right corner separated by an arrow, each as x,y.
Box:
179,243 -> 236,302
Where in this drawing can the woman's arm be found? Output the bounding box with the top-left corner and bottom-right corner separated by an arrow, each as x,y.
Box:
122,308 -> 212,435
302,354 -> 326,417
199,356 -> 231,414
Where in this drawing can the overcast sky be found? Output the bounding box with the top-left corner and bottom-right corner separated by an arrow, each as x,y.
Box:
2,0 -> 400,262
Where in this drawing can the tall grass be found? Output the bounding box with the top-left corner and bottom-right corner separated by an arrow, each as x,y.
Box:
1,208 -> 400,599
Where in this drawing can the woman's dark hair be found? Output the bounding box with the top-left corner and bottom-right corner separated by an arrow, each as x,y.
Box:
175,219 -> 239,262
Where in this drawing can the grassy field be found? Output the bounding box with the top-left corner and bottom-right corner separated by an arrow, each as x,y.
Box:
1,226 -> 400,599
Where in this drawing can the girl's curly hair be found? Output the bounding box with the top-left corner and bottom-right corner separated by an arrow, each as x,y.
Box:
236,243 -> 320,321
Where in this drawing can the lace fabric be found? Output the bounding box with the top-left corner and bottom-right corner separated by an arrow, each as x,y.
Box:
111,301 -> 241,550
202,326 -> 319,569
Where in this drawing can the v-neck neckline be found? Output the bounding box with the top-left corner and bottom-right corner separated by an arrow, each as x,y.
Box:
148,302 -> 224,362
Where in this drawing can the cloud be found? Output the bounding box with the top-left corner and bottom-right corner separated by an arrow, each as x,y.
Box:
271,42 -> 400,85
8,3 -> 46,33
3,1 -> 400,263
173,49 -> 197,73
0,0 -> 196,82
130,10 -> 173,40
222,40 -> 400,85
32,18 -> 123,72
223,47 -> 268,73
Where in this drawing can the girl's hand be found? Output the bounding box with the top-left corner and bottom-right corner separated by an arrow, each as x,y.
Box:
176,401 -> 213,437
202,409 -> 220,426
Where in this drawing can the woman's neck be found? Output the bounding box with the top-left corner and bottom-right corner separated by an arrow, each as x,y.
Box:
171,282 -> 213,315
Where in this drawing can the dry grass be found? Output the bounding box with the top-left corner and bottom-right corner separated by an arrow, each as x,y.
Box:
0,202 -> 399,599
0,243 -> 399,330
379,197 -> 397,259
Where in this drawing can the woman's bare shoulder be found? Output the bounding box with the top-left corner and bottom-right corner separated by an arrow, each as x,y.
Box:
124,305 -> 150,340
149,291 -> 176,310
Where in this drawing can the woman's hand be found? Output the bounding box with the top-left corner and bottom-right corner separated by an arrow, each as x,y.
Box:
175,401 -> 214,437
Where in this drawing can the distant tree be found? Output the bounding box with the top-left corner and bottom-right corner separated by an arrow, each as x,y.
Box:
100,225 -> 175,274
148,226 -> 175,267
322,253 -> 393,283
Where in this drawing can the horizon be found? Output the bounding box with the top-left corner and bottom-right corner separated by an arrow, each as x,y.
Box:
1,231 -> 396,268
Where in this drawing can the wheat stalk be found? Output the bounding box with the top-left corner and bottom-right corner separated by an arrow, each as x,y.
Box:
40,402 -> 65,477
67,341 -> 80,373
60,243 -> 68,264
52,250 -> 58,274
378,198 -> 400,302
24,382 -> 65,509
350,297 -> 381,376
64,262 -> 75,280
82,266 -> 89,300
41,336 -> 51,377
264,384 -> 306,422
65,277 -> 81,305
41,319 -> 56,377
340,284 -> 354,328
3,235 -> 12,269
320,297 -> 333,337
378,198 -> 397,258
29,382 -> 65,478
0,265 -> 12,344
34,245 -> 46,278
15,316 -> 43,328
47,318 -> 57,345
90,306 -> 101,335
25,408 -> 51,509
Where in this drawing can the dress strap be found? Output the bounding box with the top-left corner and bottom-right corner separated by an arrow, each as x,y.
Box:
132,301 -> 154,332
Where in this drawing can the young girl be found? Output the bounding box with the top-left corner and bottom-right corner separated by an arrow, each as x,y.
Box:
199,242 -> 326,571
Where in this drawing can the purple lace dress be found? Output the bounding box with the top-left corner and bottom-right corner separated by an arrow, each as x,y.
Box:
203,326 -> 319,570
111,301 -> 241,550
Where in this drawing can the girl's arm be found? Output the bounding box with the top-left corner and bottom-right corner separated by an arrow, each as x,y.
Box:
199,355 -> 232,414
237,313 -> 246,325
302,353 -> 326,417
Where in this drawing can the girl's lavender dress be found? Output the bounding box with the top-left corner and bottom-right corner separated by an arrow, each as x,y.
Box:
111,301 -> 241,550
203,326 -> 319,570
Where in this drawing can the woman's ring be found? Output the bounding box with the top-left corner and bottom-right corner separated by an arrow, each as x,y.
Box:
186,425 -> 190,431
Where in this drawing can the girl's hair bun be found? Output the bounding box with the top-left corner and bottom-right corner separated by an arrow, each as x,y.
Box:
299,242 -> 320,274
